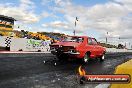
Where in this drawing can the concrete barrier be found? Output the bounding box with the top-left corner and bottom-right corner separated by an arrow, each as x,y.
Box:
0,36 -> 6,47
106,48 -> 132,53
0,36 -> 51,52
110,59 -> 132,88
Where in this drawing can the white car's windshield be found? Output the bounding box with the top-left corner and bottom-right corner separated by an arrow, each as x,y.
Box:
63,37 -> 84,42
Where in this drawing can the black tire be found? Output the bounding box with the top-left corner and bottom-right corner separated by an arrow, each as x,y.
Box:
82,53 -> 90,63
99,54 -> 105,62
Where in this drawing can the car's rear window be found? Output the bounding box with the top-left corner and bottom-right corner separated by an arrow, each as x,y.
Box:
63,36 -> 84,42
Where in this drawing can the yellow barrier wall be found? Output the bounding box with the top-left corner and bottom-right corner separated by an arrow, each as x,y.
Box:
110,59 -> 132,88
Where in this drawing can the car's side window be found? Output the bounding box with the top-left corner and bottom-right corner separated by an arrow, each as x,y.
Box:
92,38 -> 98,45
88,38 -> 92,45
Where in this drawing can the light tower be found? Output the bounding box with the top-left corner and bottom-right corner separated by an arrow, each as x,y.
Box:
73,17 -> 78,36
106,32 -> 108,44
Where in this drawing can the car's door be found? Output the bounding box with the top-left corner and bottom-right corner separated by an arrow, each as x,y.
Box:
87,38 -> 97,58
91,38 -> 102,56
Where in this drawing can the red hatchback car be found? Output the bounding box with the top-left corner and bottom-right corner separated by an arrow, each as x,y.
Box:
50,36 -> 106,63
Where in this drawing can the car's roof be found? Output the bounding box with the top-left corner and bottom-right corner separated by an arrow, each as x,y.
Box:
68,35 -> 94,39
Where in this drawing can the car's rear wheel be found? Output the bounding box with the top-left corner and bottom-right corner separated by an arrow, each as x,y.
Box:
82,53 -> 90,63
99,54 -> 105,62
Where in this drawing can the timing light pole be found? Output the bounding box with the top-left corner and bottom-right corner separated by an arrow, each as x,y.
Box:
106,32 -> 108,44
74,17 -> 78,36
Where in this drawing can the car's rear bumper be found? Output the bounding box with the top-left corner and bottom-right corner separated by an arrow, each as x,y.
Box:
63,52 -> 80,55
50,50 -> 81,58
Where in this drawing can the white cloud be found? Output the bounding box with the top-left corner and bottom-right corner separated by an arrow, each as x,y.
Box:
41,11 -> 50,18
113,0 -> 132,11
53,29 -> 60,33
42,21 -> 71,30
43,0 -> 132,39
20,0 -> 34,5
55,0 -> 62,5
0,0 -> 39,24
20,0 -> 35,10
40,11 -> 58,19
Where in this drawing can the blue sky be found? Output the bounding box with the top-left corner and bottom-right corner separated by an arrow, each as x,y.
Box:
0,0 -> 132,47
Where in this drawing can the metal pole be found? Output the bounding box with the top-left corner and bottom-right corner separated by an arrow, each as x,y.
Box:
106,32 -> 108,44
106,37 -> 107,44
74,17 -> 78,36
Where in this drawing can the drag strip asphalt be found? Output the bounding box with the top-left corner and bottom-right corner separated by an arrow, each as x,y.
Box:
0,52 -> 132,88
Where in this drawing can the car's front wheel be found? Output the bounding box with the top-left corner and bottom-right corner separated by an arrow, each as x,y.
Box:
82,53 -> 90,63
